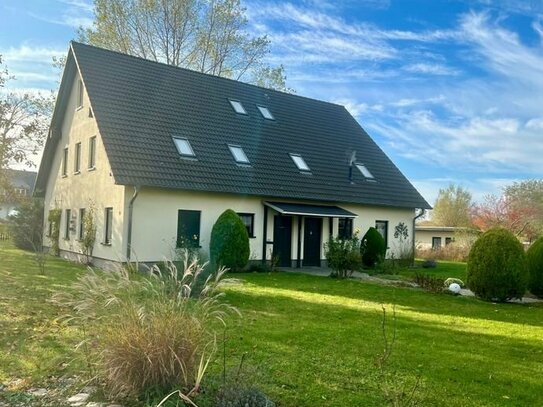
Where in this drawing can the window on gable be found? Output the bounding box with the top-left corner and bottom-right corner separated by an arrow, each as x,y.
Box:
356,163 -> 374,179
74,142 -> 81,173
289,153 -> 310,172
62,147 -> 69,177
78,208 -> 85,240
64,209 -> 71,239
104,207 -> 113,245
257,105 -> 274,120
88,136 -> 96,169
228,144 -> 250,164
229,100 -> 247,115
173,137 -> 196,157
237,213 -> 255,238
77,79 -> 83,109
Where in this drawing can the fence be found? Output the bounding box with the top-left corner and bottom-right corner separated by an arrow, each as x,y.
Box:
0,225 -> 10,241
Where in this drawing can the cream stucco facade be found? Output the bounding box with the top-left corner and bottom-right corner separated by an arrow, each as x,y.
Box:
415,227 -> 457,250
42,70 -> 419,268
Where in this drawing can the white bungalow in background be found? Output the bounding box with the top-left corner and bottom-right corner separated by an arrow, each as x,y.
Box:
34,42 -> 431,269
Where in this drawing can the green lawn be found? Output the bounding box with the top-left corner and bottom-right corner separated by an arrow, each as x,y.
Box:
1,242 -> 542,406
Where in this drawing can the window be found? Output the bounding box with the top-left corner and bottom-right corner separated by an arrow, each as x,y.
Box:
88,136 -> 96,169
228,144 -> 250,164
432,237 -> 442,250
229,100 -> 247,115
62,147 -> 68,176
338,218 -> 353,239
375,220 -> 388,248
356,163 -> 374,179
64,209 -> 71,239
237,213 -> 255,238
104,207 -> 113,245
177,210 -> 201,248
173,137 -> 196,157
77,79 -> 83,109
78,208 -> 85,240
47,210 -> 53,237
445,237 -> 453,245
74,142 -> 81,173
289,153 -> 310,172
257,105 -> 274,120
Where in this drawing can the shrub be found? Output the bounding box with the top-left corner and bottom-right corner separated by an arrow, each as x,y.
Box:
325,234 -> 362,278
210,209 -> 250,271
421,259 -> 437,268
527,237 -> 543,297
467,228 -> 528,302
444,277 -> 464,288
8,198 -> 44,251
55,256 -> 237,402
361,227 -> 386,268
216,385 -> 276,407
413,272 -> 445,293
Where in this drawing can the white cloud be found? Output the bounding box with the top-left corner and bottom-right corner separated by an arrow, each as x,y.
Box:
402,63 -> 460,76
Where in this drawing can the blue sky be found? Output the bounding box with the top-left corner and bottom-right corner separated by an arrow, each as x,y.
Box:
1,0 -> 543,205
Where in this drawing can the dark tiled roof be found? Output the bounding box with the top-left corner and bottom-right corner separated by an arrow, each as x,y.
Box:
40,42 -> 431,209
4,169 -> 37,190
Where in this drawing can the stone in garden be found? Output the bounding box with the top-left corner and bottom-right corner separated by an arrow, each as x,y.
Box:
448,283 -> 461,294
86,403 -> 106,407
68,392 -> 90,406
29,388 -> 48,397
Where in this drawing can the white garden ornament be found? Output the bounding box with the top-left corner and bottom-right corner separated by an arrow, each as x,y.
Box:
448,283 -> 461,294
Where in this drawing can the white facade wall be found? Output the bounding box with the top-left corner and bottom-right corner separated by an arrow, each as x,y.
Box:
129,188 -> 416,264
43,73 -> 127,263
416,229 -> 456,250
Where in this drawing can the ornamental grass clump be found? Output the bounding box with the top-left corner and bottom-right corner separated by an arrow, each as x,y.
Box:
467,228 -> 528,302
527,237 -> 543,297
55,252 -> 238,402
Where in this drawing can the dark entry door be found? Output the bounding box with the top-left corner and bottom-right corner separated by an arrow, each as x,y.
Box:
303,217 -> 322,266
273,216 -> 292,267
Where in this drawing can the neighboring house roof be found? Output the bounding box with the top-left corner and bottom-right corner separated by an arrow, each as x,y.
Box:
36,41 -> 431,209
2,169 -> 37,192
415,226 -> 477,233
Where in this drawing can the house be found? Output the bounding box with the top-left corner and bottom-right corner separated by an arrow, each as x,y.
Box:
34,42 -> 431,269
0,169 -> 37,219
415,226 -> 458,250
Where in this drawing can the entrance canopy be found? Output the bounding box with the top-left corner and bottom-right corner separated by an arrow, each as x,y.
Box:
264,201 -> 357,218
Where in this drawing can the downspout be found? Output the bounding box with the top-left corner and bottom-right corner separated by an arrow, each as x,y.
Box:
126,185 -> 140,262
412,208 -> 426,266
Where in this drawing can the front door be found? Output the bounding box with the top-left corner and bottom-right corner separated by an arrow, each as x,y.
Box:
303,217 -> 322,266
273,216 -> 292,267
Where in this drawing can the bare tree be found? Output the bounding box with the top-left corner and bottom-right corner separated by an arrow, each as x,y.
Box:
80,0 -> 290,91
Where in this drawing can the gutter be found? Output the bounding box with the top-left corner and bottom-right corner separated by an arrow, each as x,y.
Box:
412,208 -> 426,266
126,185 -> 140,262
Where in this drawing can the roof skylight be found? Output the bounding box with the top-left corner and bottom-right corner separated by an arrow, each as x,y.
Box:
228,144 -> 250,164
290,153 -> 310,172
229,100 -> 247,115
257,106 -> 274,120
356,163 -> 374,179
173,137 -> 196,157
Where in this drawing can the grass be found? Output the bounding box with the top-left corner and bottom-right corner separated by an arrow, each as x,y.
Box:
1,241 -> 542,406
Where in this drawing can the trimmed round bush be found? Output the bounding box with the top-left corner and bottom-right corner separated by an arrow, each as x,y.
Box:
360,227 -> 386,268
527,237 -> 543,297
210,209 -> 250,271
467,228 -> 528,302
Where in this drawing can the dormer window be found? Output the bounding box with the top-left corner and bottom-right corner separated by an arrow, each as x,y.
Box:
173,137 -> 196,157
228,144 -> 250,164
356,163 -> 374,179
229,100 -> 247,115
290,153 -> 310,172
257,106 -> 274,120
